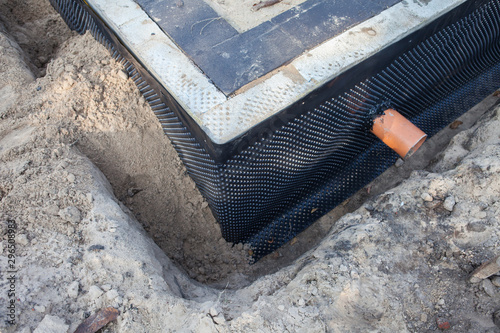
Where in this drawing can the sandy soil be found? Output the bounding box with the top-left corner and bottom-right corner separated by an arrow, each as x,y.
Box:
0,0 -> 499,332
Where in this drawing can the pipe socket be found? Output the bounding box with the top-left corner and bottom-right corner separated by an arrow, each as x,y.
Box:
371,109 -> 427,159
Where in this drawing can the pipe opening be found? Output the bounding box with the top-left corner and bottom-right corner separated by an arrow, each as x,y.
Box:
371,109 -> 428,159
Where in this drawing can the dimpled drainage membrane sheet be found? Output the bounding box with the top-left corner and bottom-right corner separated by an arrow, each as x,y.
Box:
51,0 -> 500,261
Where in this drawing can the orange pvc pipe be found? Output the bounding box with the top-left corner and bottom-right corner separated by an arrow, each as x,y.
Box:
371,109 -> 427,159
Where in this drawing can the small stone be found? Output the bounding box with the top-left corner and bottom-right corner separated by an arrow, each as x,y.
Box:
127,188 -> 142,197
421,193 -> 433,202
67,225 -> 75,236
52,149 -> 61,158
477,211 -> 487,219
491,276 -> 500,287
67,173 -> 76,183
15,234 -> 29,246
106,289 -> 119,301
101,284 -> 112,292
33,315 -> 69,333
493,310 -> 500,328
436,317 -> 451,330
469,255 -> 500,282
27,213 -> 36,223
449,120 -> 463,129
46,204 -> 60,216
118,70 -> 129,80
58,206 -> 81,224
14,160 -> 30,175
481,279 -> 497,297
115,296 -> 123,306
34,305 -> 46,313
62,79 -> 74,90
59,160 -> 69,169
470,276 -> 481,284
88,285 -> 104,299
88,244 -> 105,252
68,281 -> 79,298
443,196 -> 456,212
74,307 -> 119,333
466,222 -> 486,233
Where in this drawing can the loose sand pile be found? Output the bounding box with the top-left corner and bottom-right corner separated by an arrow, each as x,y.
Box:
1,1 -> 499,332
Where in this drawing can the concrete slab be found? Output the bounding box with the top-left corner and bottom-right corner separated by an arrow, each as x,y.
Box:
85,0 -> 465,148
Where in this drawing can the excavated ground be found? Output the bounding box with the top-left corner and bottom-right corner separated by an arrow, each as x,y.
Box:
1,1 -> 499,332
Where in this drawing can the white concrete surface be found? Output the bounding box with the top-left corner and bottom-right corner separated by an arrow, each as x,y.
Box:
88,0 -> 465,144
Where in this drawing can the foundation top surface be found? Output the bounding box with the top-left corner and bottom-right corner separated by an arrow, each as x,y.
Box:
86,0 -> 465,144
134,0 -> 400,94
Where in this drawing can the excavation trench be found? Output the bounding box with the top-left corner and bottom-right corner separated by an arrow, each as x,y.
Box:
4,0 -> 499,289
66,34 -> 499,287
0,0 -> 74,78
83,92 -> 498,289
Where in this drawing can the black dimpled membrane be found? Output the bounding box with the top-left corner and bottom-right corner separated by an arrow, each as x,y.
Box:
51,0 -> 500,261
